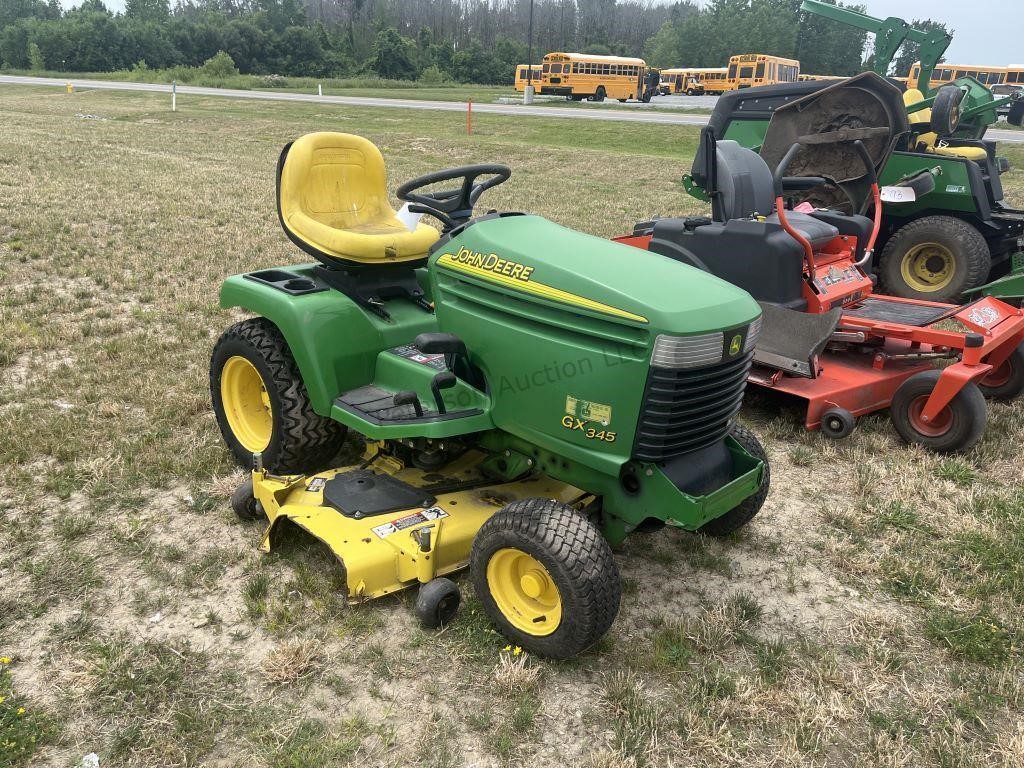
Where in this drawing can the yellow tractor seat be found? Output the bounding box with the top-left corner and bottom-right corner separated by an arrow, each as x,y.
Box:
276,132 -> 439,266
902,89 -> 988,162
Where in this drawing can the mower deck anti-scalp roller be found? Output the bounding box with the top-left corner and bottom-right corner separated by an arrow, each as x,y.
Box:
211,131 -> 772,658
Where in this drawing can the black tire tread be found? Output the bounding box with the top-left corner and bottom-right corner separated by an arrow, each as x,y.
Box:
698,423 -> 770,537
890,369 -> 987,453
978,343 -> 1024,401
878,216 -> 991,301
470,498 -> 620,659
211,318 -> 347,473
416,577 -> 461,629
230,477 -> 262,520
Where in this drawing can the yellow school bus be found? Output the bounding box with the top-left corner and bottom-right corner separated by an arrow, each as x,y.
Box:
514,64 -> 543,92
1007,66 -> 1024,88
700,68 -> 731,94
540,52 -> 648,102
660,67 -> 729,95
798,74 -> 845,82
727,54 -> 800,89
908,61 -> 1007,89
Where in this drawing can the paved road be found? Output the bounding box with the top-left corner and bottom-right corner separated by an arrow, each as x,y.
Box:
2,74 -> 1022,143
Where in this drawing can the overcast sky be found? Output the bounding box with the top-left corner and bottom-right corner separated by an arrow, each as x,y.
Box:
60,0 -> 1019,66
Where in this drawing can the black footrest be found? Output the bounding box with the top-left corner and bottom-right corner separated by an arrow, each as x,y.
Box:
337,385 -> 435,422
754,302 -> 841,378
843,297 -> 952,327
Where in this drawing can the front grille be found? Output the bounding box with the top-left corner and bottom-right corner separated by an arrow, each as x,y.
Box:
633,351 -> 753,462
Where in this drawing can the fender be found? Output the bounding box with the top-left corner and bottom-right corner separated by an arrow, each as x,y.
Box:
219,267 -> 438,415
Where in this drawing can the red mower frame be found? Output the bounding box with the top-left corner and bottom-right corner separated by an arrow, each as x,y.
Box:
617,138 -> 1024,452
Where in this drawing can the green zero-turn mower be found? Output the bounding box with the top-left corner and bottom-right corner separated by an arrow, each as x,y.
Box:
210,132 -> 770,658
684,0 -> 1024,304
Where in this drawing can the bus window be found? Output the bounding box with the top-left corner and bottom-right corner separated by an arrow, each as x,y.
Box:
728,64 -> 737,79
740,66 -> 753,78
755,62 -> 765,79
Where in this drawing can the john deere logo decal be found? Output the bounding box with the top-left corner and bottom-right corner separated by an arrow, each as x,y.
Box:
729,334 -> 742,356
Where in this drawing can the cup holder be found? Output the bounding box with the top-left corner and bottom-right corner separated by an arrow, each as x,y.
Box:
244,269 -> 326,296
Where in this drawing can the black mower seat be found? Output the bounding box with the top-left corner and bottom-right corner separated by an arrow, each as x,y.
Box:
714,140 -> 839,247
765,211 -> 838,247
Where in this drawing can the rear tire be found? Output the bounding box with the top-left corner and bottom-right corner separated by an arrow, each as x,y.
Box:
878,216 -> 991,302
470,498 -> 620,659
978,343 -> 1024,400
211,318 -> 347,474
697,424 -> 770,537
890,370 -> 987,453
931,85 -> 965,136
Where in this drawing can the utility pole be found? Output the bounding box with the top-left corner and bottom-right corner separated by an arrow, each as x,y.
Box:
524,0 -> 535,104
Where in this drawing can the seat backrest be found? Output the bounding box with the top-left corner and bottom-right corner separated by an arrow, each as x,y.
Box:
713,140 -> 776,221
278,132 -> 393,234
903,88 -> 939,147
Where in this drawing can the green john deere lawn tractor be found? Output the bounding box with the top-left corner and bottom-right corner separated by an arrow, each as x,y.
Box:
686,0 -> 1024,303
209,131 -> 770,658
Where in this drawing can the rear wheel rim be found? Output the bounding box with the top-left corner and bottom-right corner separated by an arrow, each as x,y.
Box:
981,359 -> 1012,388
486,547 -> 562,636
221,356 -> 273,452
900,242 -> 956,293
907,394 -> 953,437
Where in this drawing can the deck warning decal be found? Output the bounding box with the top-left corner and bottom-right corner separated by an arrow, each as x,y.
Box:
389,345 -> 446,371
305,477 -> 327,493
371,506 -> 449,538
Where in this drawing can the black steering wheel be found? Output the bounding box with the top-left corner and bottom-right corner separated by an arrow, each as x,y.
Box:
396,164 -> 511,231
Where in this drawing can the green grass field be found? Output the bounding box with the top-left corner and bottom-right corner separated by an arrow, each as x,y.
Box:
2,84 -> 1024,768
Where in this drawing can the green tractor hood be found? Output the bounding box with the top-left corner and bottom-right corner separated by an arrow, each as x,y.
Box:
428,214 -> 760,478
430,214 -> 758,335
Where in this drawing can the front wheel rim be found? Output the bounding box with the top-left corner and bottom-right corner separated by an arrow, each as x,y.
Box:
221,356 -> 273,452
486,547 -> 562,636
900,242 -> 956,292
907,394 -> 953,437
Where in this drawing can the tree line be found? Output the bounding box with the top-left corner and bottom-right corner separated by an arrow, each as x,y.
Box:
0,0 -> 945,84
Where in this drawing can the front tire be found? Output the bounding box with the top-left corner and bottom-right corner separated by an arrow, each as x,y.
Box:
210,318 -> 347,474
890,370 -> 986,453
978,343 -> 1024,401
697,424 -> 770,537
470,498 -> 620,659
878,216 -> 991,301
593,86 -> 606,103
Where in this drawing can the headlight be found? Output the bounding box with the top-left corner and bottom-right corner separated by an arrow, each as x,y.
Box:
744,314 -> 762,354
651,317 -> 761,369
651,332 -> 724,369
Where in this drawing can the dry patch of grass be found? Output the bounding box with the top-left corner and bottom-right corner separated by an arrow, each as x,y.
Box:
1,84 -> 1024,767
